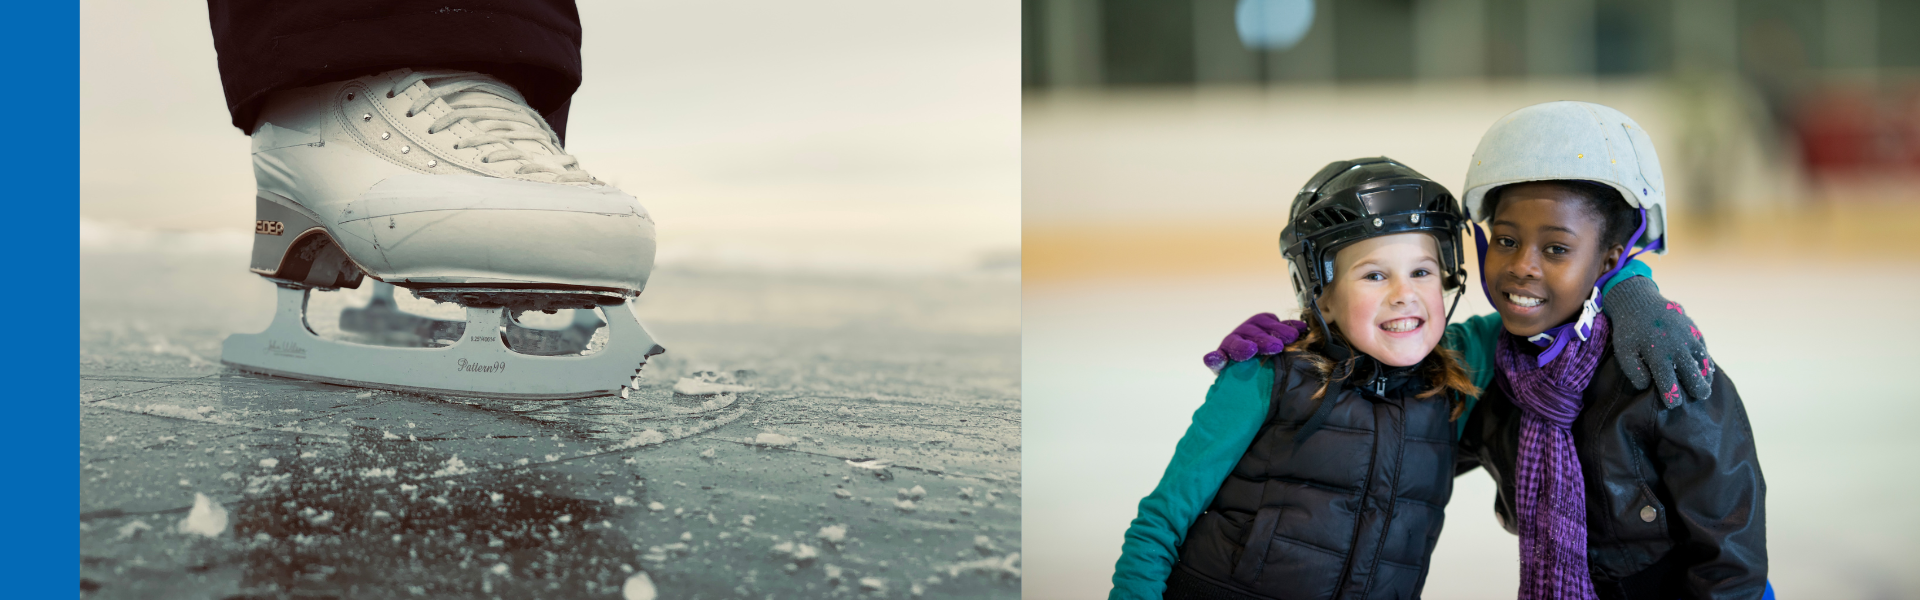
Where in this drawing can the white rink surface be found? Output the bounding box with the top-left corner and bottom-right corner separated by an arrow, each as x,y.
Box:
1023,253 -> 1920,599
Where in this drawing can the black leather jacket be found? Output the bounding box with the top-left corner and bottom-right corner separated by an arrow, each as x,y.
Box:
1456,342 -> 1767,600
1169,349 -> 1457,600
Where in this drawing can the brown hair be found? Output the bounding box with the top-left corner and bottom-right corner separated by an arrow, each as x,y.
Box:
1285,312 -> 1482,421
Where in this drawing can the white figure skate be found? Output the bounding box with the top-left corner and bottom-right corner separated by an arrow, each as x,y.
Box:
221,68 -> 663,399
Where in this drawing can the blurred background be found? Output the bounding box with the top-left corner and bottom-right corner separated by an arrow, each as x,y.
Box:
1023,0 -> 1920,598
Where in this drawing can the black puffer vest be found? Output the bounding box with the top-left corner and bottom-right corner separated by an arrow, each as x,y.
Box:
1168,347 -> 1459,600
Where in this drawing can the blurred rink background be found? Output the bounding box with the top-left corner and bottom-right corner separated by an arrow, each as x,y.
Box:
1023,1 -> 1920,598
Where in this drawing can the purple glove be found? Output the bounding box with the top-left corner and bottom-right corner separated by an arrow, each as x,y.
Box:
1202,313 -> 1308,372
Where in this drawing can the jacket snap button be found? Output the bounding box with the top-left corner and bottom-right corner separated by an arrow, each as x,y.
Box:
1639,505 -> 1657,522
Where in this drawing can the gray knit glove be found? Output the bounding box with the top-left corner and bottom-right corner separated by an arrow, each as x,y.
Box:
1601,276 -> 1715,407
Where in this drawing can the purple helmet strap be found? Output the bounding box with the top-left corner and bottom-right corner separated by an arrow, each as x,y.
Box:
1589,207 -> 1656,313
1472,220 -> 1493,303
1475,207 -> 1662,367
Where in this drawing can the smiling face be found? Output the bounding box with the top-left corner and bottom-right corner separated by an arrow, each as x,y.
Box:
1319,232 -> 1448,367
1482,182 -> 1626,337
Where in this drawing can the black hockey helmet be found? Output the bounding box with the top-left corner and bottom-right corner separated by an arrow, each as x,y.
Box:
1281,157 -> 1468,317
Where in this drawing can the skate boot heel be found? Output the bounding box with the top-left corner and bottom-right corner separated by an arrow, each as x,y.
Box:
250,195 -> 365,290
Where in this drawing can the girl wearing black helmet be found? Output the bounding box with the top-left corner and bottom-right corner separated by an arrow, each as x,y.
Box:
1112,157 -> 1494,600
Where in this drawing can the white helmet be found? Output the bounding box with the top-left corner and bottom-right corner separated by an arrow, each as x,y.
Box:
1462,101 -> 1668,253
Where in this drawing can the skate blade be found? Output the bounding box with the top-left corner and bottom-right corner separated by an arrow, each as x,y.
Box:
224,285 -> 665,400
338,281 -> 604,356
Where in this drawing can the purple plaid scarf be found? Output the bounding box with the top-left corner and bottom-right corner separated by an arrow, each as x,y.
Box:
1494,314 -> 1611,600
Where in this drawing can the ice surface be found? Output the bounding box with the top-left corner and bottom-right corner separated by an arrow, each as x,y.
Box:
82,256 -> 1019,597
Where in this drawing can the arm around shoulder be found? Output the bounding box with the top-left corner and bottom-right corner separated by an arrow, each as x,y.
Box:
1109,359 -> 1274,600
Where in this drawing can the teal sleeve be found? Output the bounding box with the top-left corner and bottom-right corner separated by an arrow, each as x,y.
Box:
1442,313 -> 1503,440
1109,359 -> 1272,600
1601,258 -> 1653,295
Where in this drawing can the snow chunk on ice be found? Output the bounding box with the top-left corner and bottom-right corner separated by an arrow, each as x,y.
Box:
753,432 -> 796,447
116,520 -> 151,540
817,524 -> 847,544
431,455 -> 472,477
771,541 -> 819,562
834,489 -> 853,499
859,577 -> 888,593
898,485 -> 926,500
647,502 -> 666,512
177,493 -> 229,538
622,571 -> 657,600
673,378 -> 754,396
490,563 -> 510,576
610,430 -> 668,451
258,458 -> 279,468
893,499 -> 917,512
614,496 -> 636,506
846,459 -> 889,470
940,552 -> 1022,579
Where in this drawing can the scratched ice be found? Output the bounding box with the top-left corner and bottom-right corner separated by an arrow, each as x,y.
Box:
81,240 -> 1020,598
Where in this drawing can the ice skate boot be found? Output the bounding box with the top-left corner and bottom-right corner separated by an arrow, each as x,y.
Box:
221,68 -> 663,399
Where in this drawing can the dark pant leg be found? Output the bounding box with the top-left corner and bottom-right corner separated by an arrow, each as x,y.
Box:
207,0 -> 582,141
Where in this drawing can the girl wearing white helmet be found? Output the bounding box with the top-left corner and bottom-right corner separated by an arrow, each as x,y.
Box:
1452,101 -> 1769,600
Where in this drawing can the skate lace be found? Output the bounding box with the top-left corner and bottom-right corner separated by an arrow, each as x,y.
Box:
388,70 -> 596,183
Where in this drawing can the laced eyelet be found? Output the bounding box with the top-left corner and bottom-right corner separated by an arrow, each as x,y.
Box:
400,146 -> 411,154
405,112 -> 413,117
380,132 -> 390,141
361,113 -> 372,122
345,92 -> 355,101
386,91 -> 395,99
427,160 -> 438,168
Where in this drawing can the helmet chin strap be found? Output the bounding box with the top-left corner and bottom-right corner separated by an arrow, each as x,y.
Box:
1473,207 -> 1663,367
1444,275 -> 1466,325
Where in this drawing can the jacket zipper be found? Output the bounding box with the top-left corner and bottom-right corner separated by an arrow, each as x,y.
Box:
1333,376 -> 1392,598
